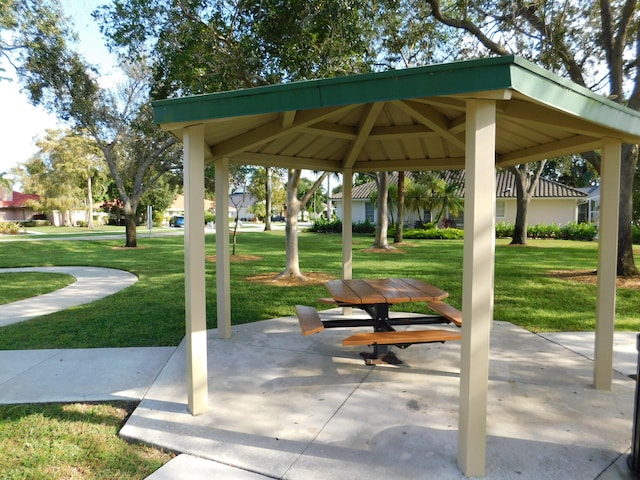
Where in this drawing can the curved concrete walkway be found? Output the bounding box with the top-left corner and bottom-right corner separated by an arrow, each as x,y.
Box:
0,266 -> 138,327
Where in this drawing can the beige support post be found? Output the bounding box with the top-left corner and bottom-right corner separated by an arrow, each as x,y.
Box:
594,138 -> 621,390
215,157 -> 232,339
183,124 -> 209,415
342,170 -> 353,315
458,99 -> 496,476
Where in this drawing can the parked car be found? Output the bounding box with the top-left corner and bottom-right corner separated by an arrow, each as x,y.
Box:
170,215 -> 184,227
270,215 -> 285,222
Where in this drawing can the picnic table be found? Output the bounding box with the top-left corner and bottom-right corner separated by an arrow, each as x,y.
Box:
296,278 -> 462,365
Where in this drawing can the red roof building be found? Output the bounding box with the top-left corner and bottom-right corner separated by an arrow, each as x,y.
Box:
0,190 -> 41,222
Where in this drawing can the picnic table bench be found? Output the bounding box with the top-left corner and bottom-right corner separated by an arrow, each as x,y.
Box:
295,278 -> 463,364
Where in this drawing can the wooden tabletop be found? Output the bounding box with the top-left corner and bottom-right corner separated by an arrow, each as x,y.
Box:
325,278 -> 448,305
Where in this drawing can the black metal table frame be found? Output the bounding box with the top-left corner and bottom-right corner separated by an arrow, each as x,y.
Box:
320,302 -> 453,358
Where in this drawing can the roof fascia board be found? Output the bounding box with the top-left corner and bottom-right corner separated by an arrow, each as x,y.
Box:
509,58 -> 640,141
152,56 -> 517,126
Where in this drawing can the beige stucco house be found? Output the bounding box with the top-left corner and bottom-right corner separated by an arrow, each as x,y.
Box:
332,170 -> 588,228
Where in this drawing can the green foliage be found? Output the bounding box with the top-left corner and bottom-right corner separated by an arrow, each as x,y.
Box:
559,221 -> 598,241
0,222 -> 21,234
495,221 -> 514,239
96,0 -> 376,98
527,223 -> 562,240
310,218 -> 376,234
401,227 -> 464,239
633,225 -> 640,244
19,219 -> 50,227
352,219 -> 376,234
204,212 -> 216,224
310,217 -> 342,233
496,222 -> 598,241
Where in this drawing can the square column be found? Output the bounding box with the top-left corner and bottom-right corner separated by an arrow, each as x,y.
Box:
458,99 -> 496,476
183,124 -> 209,415
215,158 -> 232,339
594,138 -> 621,390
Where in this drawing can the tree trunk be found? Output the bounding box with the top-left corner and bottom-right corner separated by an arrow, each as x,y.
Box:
232,212 -> 239,255
394,171 -> 406,244
373,172 -> 390,248
617,144 -> 639,276
277,169 -> 328,280
279,206 -> 305,279
123,200 -> 137,247
87,174 -> 94,229
264,167 -> 272,231
509,163 -> 545,245
278,183 -> 305,280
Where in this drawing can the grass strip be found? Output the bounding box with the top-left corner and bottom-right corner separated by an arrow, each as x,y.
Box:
0,402 -> 172,479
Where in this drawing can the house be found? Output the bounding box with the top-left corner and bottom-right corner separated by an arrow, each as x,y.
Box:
0,188 -> 41,222
166,194 -> 216,224
228,190 -> 258,221
577,185 -> 600,226
331,170 -> 588,228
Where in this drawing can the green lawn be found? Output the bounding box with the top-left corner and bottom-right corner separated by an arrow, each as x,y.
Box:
0,231 -> 638,351
0,402 -> 172,479
0,272 -> 75,305
1,230 -> 638,479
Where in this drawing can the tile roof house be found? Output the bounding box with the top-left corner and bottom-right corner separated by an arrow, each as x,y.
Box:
0,189 -> 41,222
331,170 -> 588,227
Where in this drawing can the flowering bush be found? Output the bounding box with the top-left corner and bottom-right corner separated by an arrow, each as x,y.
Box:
0,222 -> 21,234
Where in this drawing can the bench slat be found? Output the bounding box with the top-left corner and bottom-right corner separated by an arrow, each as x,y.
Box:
427,301 -> 462,327
342,329 -> 461,346
295,305 -> 325,336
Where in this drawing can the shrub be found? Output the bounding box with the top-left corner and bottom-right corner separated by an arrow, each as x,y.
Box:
20,219 -> 50,228
528,223 -> 562,239
560,221 -> 598,241
403,227 -> 464,240
352,219 -> 376,234
0,222 -> 21,234
633,225 -> 640,244
204,212 -> 216,224
310,217 -> 342,233
495,221 -> 514,239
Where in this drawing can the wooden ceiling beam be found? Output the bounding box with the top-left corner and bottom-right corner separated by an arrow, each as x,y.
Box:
230,151 -> 342,171
352,156 -> 466,172
209,104 -> 356,161
496,135 -> 602,167
343,102 -> 385,169
392,100 -> 466,150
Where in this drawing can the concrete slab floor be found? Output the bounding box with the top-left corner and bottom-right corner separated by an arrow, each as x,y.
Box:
121,314 -> 638,479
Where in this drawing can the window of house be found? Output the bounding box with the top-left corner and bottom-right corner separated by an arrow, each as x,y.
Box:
496,200 -> 506,220
365,202 -> 375,222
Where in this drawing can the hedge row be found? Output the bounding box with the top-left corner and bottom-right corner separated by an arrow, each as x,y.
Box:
311,218 -> 601,242
496,221 -> 597,241
309,218 -> 378,234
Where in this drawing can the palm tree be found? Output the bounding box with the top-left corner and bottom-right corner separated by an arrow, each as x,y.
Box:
432,181 -> 463,226
405,182 -> 432,226
0,172 -> 13,199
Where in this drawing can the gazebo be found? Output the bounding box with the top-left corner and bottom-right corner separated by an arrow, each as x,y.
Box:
152,55 -> 640,476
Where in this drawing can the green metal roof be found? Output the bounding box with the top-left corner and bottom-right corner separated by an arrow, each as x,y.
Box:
152,55 -> 640,172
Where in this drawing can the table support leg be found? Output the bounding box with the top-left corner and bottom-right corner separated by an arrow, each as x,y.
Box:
359,303 -> 403,364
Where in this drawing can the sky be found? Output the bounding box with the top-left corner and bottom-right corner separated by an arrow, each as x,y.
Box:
0,0 -> 116,178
